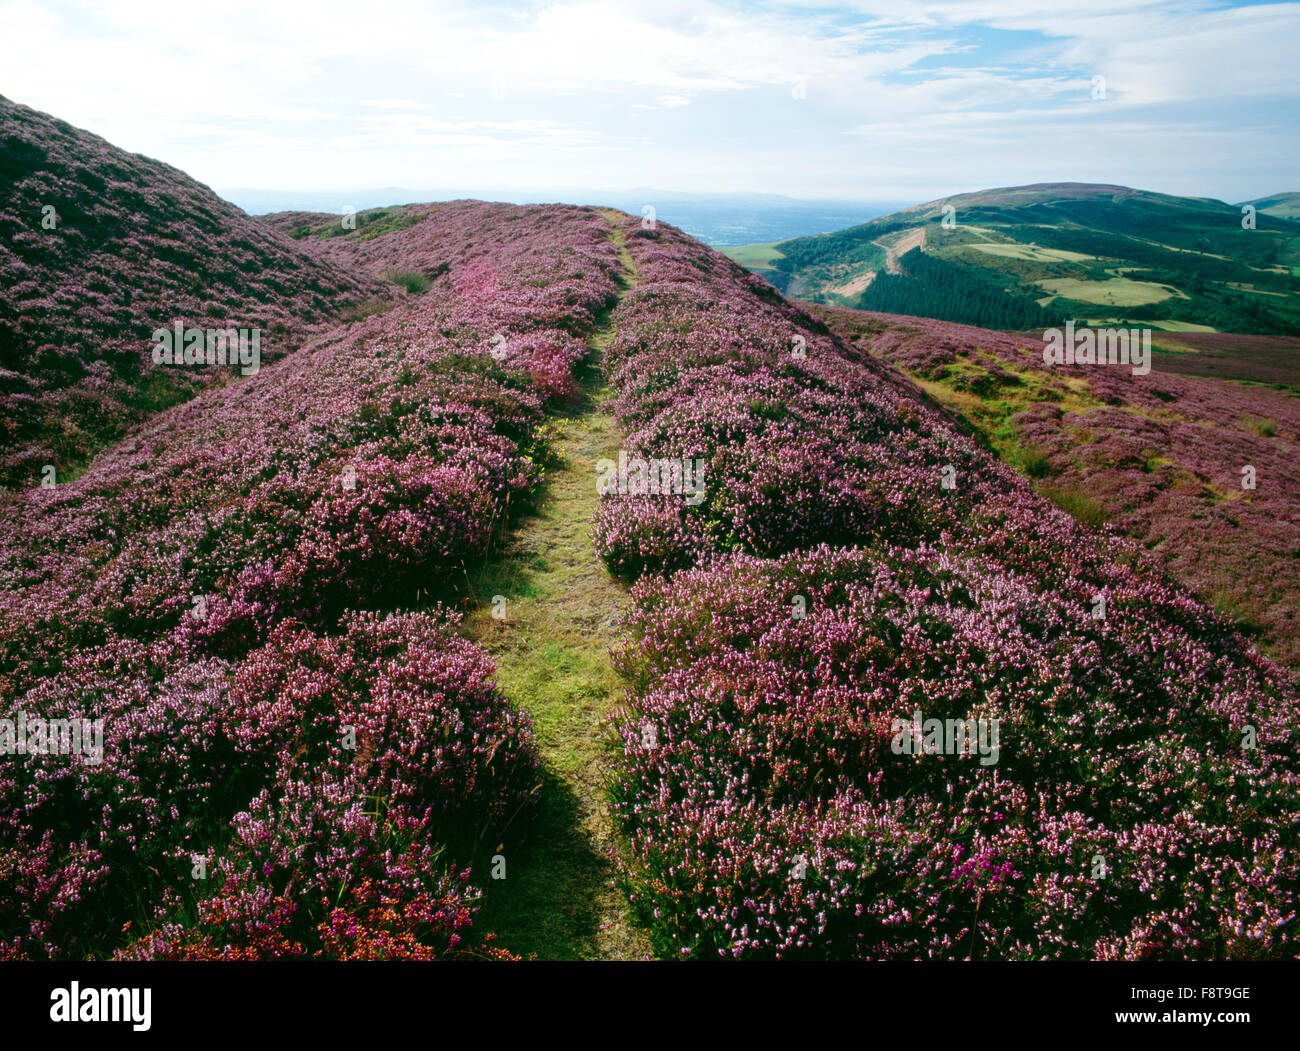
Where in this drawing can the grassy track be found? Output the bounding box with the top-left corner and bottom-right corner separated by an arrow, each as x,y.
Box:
461,217 -> 651,959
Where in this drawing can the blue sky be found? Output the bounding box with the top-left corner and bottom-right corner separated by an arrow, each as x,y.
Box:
1,0 -> 1296,204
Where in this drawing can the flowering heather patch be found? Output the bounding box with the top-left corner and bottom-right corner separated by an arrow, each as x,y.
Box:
0,610 -> 538,960
814,304 -> 1300,669
592,243 -> 990,575
270,199 -> 622,338
0,638 -> 234,959
0,200 -> 620,958
0,202 -> 621,697
613,547 -> 1298,959
598,216 -> 1300,959
123,609 -> 539,962
0,95 -> 386,486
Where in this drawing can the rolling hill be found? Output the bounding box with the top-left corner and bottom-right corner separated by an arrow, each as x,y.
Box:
1243,192 -> 1300,221
0,94 -> 386,489
810,302 -> 1300,669
726,182 -> 1300,335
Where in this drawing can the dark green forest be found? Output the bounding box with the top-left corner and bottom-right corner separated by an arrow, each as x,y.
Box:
855,248 -> 1064,329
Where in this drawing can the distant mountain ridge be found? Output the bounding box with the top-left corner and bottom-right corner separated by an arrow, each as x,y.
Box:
728,181 -> 1300,335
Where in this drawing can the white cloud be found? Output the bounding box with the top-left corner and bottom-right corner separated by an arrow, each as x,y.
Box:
0,0 -> 1294,201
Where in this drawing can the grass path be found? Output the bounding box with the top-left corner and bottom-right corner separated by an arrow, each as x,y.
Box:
461,216 -> 651,959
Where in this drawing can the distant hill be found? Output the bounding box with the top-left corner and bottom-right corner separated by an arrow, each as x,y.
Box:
0,95 -> 384,488
727,182 -> 1300,335
1241,192 -> 1300,220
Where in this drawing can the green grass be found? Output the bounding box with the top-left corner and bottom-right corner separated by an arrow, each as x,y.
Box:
1017,445 -> 1053,479
1040,483 -> 1109,528
1144,320 -> 1218,332
967,242 -> 1096,263
383,269 -> 433,294
462,375 -> 649,961
1208,579 -> 1269,638
1241,415 -> 1278,437
904,355 -> 1147,532
338,295 -> 402,324
911,356 -> 1104,467
126,365 -> 204,417
292,206 -> 431,242
459,220 -> 651,960
1084,320 -> 1216,333
721,242 -> 785,270
1036,275 -> 1186,306
1253,195 -> 1300,220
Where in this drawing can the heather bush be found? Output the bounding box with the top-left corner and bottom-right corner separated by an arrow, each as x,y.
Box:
114,777 -> 482,961
1,609 -> 539,960
591,495 -> 713,580
597,214 -> 1300,960
0,640 -> 247,959
0,200 -> 618,959
612,545 -> 1299,959
114,610 -> 538,961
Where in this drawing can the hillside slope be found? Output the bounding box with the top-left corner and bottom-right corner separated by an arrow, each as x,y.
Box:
594,214 -> 1299,959
811,304 -> 1300,669
1242,192 -> 1300,221
734,182 -> 1300,335
0,95 -> 386,488
0,197 -> 623,960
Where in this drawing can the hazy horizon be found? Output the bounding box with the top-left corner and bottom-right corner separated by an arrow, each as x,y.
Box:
211,179 -> 1297,246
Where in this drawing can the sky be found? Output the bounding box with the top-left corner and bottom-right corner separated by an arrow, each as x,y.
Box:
1,0 -> 1296,205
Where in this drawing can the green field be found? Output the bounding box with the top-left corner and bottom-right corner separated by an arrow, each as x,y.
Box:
1068,319 -> 1216,331
720,241 -> 785,270
1135,319 -> 1217,332
1245,192 -> 1300,220
1037,275 -> 1186,306
969,242 -> 1095,263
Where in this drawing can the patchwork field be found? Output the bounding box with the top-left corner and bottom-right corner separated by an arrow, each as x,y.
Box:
720,241 -> 785,270
733,183 -> 1300,335
970,242 -> 1096,263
